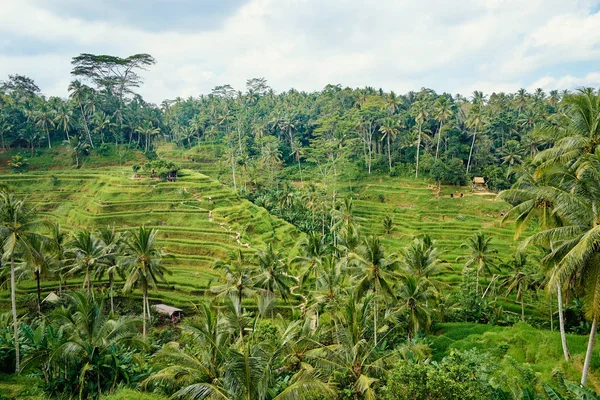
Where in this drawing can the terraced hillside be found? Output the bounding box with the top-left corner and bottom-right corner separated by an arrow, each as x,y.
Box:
0,168 -> 300,309
159,144 -> 523,271
157,144 -> 534,313
353,181 -> 518,277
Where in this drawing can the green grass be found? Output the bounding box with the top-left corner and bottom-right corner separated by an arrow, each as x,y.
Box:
0,162 -> 300,310
103,388 -> 169,400
0,374 -> 44,399
432,322 -> 600,385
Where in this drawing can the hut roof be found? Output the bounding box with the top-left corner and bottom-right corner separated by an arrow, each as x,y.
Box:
473,177 -> 485,184
153,304 -> 183,316
42,292 -> 60,303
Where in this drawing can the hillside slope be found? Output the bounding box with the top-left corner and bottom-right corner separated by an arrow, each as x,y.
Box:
0,168 -> 300,309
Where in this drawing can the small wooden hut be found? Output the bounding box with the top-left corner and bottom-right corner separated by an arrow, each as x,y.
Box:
153,304 -> 184,322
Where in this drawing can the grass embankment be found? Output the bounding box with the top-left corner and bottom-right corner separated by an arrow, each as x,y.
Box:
0,167 -> 300,311
433,322 -> 600,390
159,143 -> 533,316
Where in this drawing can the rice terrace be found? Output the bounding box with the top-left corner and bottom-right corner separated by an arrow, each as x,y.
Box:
2,1 -> 600,399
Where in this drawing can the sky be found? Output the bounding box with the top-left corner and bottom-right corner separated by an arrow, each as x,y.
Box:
1,0 -> 600,103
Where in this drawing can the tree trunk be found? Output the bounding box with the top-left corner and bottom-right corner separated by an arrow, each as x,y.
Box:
83,266 -> 90,292
36,270 -> 41,313
581,316 -> 598,387
46,127 -> 51,149
374,284 -> 378,346
109,275 -> 114,315
297,156 -> 303,183
415,124 -> 422,178
557,284 -> 570,361
435,121 -> 443,159
80,104 -> 94,148
521,297 -> 524,321
466,131 -> 477,174
10,254 -> 20,372
231,153 -> 237,192
142,290 -> 147,338
387,134 -> 392,173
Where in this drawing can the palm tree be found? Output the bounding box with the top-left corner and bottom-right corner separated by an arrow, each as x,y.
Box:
47,223 -> 68,293
20,234 -> 56,312
458,232 -> 499,296
348,236 -> 398,345
379,117 -> 400,173
96,226 -> 125,314
330,197 -> 362,248
306,294 -> 396,400
65,230 -> 108,293
500,140 -> 524,166
52,291 -> 141,398
534,88 -> 600,168
212,250 -> 258,307
121,226 -> 169,338
54,103 -> 72,142
135,121 -> 161,153
500,252 -> 541,321
92,111 -> 113,145
68,80 -> 94,147
466,104 -> 487,174
145,303 -> 333,400
396,275 -> 436,339
254,244 -> 298,304
433,96 -> 453,159
410,100 -> 429,178
0,191 -> 41,372
498,164 -> 571,361
401,235 -> 450,291
520,156 -> 600,386
34,102 -> 55,149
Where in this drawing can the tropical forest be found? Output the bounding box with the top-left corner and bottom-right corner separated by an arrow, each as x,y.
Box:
2,33 -> 600,400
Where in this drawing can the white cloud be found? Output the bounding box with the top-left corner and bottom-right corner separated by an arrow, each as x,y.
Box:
528,72 -> 600,92
1,0 -> 599,102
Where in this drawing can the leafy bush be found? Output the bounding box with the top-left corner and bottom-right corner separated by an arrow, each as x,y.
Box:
381,349 -> 506,400
8,154 -> 28,173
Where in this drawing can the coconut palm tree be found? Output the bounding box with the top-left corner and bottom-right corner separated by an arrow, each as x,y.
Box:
65,230 -> 108,293
534,87 -> 600,168
500,252 -> 542,321
401,234 -> 450,291
306,293 -> 396,400
52,291 -> 141,399
68,80 -> 94,147
211,250 -> 258,307
254,243 -> 297,303
458,232 -> 499,296
348,236 -> 398,345
379,117 -> 400,173
396,275 -> 436,339
95,226 -> 125,314
54,103 -> 72,142
144,302 -> 333,400
433,96 -> 453,159
466,104 -> 488,174
410,100 -> 428,178
0,191 -> 41,372
498,164 -> 571,360
121,226 -> 169,338
34,102 -> 55,149
521,158 -> 600,386
20,234 -> 57,312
